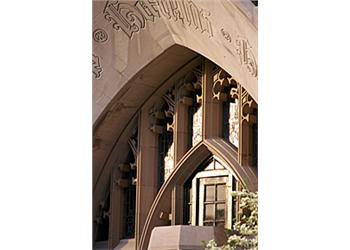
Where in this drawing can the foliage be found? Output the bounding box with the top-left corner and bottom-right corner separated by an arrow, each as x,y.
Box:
204,189 -> 258,250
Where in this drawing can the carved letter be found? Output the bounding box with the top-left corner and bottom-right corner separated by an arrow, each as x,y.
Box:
92,54 -> 102,79
136,0 -> 160,22
235,37 -> 258,77
104,1 -> 146,38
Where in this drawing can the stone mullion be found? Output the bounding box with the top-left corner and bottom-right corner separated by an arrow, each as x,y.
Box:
238,86 -> 244,165
174,85 -> 188,165
203,59 -> 221,139
170,82 -> 188,226
238,86 -> 257,166
135,106 -> 158,248
108,167 -> 123,248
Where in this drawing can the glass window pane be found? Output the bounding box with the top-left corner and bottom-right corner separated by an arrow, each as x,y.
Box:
204,204 -> 214,220
216,203 -> 225,220
205,185 -> 215,201
216,184 -> 226,201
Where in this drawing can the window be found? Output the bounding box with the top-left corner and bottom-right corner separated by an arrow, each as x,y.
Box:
102,58 -> 258,247
183,159 -> 236,229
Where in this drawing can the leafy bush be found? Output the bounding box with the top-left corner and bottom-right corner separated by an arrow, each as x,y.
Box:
204,189 -> 258,250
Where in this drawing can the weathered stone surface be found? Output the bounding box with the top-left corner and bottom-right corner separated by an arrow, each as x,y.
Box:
93,0 -> 258,124
148,225 -> 227,250
92,1 -> 258,249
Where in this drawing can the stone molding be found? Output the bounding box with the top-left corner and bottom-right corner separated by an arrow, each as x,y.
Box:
93,0 -> 258,124
139,140 -> 257,249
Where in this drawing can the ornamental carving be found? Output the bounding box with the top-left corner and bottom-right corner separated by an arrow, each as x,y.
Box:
103,0 -> 213,39
103,1 -> 146,38
220,28 -> 231,43
235,37 -> 258,77
162,89 -> 175,132
93,28 -> 109,43
212,69 -> 238,102
148,87 -> 176,184
149,87 -> 175,134
240,88 -> 257,125
92,54 -> 103,79
192,66 -> 203,104
178,66 -> 203,146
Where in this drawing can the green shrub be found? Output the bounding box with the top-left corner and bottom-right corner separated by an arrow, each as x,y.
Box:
204,189 -> 258,250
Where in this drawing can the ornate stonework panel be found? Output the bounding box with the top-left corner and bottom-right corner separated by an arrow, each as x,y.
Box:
103,0 -> 213,39
93,0 -> 258,123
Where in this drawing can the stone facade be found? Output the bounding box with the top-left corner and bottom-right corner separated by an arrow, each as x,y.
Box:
93,0 -> 258,249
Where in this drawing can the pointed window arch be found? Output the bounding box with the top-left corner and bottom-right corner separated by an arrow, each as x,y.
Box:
94,56 -> 258,249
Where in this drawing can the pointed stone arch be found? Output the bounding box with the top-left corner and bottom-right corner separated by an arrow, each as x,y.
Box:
139,138 -> 257,249
93,1 -> 258,247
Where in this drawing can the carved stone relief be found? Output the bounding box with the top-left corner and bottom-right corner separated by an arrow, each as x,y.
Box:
113,128 -> 138,188
149,87 -> 176,184
178,65 -> 203,147
220,28 -> 232,43
219,28 -> 258,78
103,0 -> 213,39
212,69 -> 237,102
92,54 -> 103,79
93,28 -> 109,43
235,36 -> 258,77
240,88 -> 257,125
162,90 -> 175,132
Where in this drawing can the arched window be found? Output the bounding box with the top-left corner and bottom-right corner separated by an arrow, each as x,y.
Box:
184,157 -> 236,229
94,57 -> 258,249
